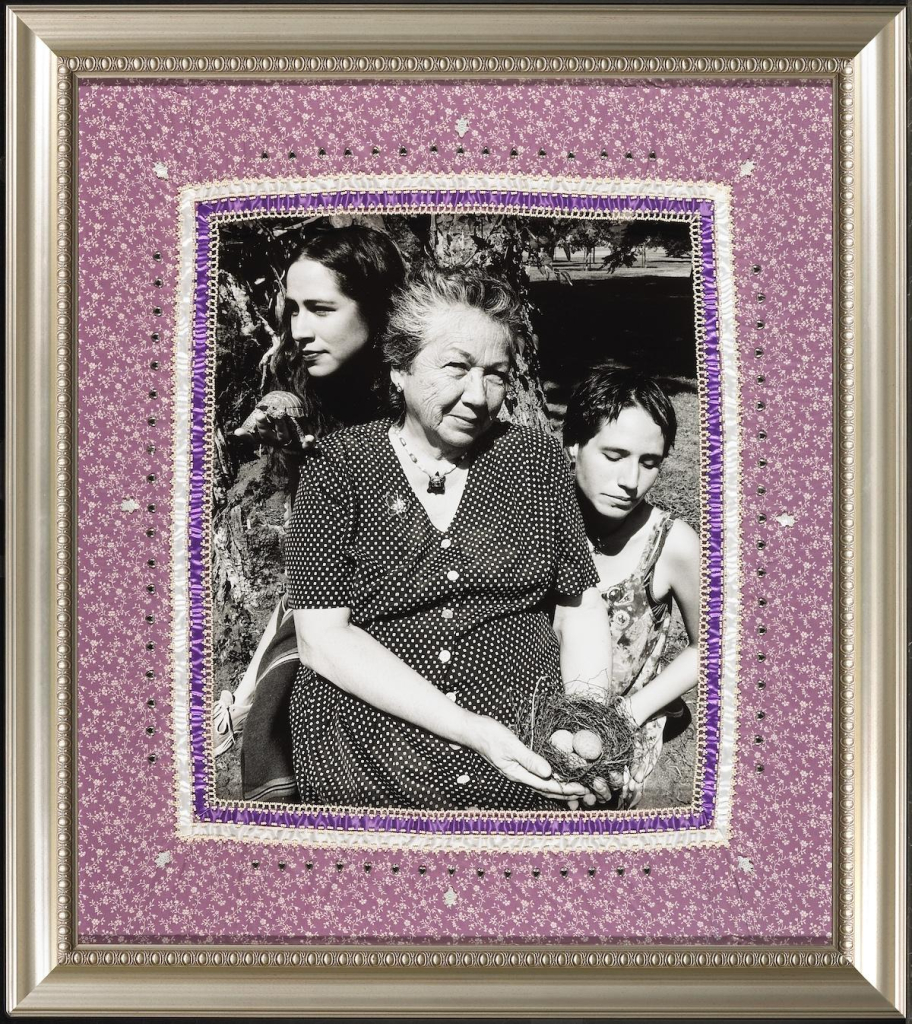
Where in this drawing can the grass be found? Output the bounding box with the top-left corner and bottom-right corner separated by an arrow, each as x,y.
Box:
636,388 -> 700,808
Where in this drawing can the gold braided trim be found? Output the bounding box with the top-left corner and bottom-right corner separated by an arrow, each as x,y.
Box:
63,54 -> 850,76
834,61 -> 855,965
55,57 -> 76,963
59,946 -> 850,969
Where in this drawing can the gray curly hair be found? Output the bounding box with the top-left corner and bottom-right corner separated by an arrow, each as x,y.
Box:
381,265 -> 525,417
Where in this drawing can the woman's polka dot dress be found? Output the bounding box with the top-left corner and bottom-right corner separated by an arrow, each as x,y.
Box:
286,418 -> 599,811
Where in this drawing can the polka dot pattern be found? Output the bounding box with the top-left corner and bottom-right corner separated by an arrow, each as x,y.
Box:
286,419 -> 598,810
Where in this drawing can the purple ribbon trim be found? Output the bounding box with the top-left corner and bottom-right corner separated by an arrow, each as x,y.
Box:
188,188 -> 727,837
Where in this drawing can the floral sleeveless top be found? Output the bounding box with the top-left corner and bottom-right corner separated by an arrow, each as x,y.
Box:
594,508 -> 675,697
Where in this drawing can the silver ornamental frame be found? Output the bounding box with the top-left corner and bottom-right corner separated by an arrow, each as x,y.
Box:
5,4 -> 906,1017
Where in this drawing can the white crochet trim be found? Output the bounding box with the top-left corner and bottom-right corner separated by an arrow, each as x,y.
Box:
172,174 -> 739,852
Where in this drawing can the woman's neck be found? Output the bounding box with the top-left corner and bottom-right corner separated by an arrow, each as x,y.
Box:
580,492 -> 652,554
398,414 -> 469,464
308,364 -> 379,428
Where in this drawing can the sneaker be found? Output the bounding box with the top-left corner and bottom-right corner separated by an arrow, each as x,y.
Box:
212,689 -> 251,757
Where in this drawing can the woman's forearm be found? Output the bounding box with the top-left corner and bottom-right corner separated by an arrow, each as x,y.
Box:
296,619 -> 478,747
554,590 -> 613,700
295,609 -> 588,799
626,645 -> 699,725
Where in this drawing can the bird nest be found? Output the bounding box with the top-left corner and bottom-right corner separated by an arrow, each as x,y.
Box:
516,692 -> 637,786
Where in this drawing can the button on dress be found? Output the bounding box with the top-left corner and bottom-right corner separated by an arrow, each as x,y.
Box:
286,419 -> 599,811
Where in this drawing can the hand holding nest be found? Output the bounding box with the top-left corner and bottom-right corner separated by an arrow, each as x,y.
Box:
469,716 -> 589,803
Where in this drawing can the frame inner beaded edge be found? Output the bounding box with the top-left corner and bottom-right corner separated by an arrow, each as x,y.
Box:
54,57 -> 852,964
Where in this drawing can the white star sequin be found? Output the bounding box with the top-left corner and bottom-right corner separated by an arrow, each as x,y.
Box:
153,162 -> 169,179
775,513 -> 796,527
155,851 -> 172,868
120,498 -> 140,513
443,887 -> 458,907
455,116 -> 470,138
739,160 -> 755,177
737,856 -> 753,873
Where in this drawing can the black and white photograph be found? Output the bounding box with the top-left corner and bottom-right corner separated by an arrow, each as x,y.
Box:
209,212 -> 702,812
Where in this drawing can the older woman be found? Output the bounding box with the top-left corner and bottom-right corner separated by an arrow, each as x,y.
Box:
287,267 -> 612,810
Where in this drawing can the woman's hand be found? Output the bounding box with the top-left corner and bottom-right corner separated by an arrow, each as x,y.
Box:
618,717 -> 664,809
234,405 -> 316,454
468,716 -> 588,802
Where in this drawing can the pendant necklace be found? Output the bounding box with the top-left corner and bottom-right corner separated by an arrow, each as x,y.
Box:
395,428 -> 467,495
